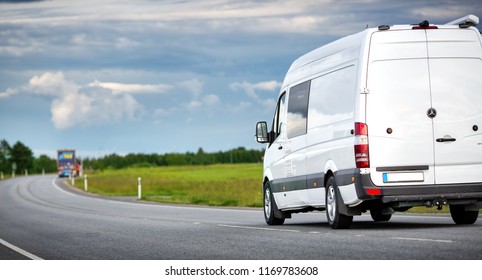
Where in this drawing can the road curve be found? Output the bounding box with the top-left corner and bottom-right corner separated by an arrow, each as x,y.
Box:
0,175 -> 481,260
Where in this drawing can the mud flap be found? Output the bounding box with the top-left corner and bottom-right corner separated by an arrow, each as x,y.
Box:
337,187 -> 362,216
273,200 -> 292,219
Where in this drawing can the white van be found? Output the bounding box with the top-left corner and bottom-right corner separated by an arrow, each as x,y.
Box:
256,15 -> 482,229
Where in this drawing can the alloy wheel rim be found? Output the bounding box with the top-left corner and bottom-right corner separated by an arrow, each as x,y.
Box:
327,186 -> 336,221
264,188 -> 271,218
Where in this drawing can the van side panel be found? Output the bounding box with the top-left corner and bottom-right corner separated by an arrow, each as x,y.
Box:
269,33 -> 364,211
306,64 -> 358,202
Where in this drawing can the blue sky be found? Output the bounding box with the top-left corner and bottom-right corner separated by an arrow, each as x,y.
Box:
1,0 -> 481,158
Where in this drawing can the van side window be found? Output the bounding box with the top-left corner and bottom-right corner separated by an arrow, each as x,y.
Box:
287,80 -> 311,138
308,65 -> 356,129
272,92 -> 286,139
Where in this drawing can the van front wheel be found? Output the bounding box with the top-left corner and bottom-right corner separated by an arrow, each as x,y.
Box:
449,205 -> 479,225
264,184 -> 285,225
326,177 -> 353,229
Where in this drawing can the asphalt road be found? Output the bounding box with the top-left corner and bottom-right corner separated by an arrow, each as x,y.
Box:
0,175 -> 481,260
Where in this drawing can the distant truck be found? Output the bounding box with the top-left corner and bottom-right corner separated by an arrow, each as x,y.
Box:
57,150 -> 79,177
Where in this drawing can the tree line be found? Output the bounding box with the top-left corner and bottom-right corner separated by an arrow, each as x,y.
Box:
83,147 -> 264,171
0,139 -> 57,175
0,139 -> 264,175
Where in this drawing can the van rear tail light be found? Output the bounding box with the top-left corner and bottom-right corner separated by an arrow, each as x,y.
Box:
354,122 -> 370,168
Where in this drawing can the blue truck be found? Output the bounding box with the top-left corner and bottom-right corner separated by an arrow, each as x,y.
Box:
57,150 -> 79,177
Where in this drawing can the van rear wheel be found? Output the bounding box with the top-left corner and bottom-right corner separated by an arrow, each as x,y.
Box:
326,177 -> 353,229
370,210 -> 392,222
449,205 -> 479,225
264,183 -> 285,225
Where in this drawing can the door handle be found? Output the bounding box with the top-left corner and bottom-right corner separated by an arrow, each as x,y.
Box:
436,137 -> 456,143
278,145 -> 283,150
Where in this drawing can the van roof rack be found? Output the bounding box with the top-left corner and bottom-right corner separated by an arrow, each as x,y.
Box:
445,14 -> 479,27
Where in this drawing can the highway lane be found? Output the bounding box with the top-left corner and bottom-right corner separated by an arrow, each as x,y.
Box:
0,175 -> 481,260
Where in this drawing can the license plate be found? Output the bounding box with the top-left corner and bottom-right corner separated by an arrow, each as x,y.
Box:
383,172 -> 424,183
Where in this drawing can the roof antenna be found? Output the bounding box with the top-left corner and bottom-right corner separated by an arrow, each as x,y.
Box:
366,24 -> 369,29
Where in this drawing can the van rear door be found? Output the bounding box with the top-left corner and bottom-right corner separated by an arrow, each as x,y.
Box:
366,27 -> 482,188
366,30 -> 436,187
427,28 -> 482,184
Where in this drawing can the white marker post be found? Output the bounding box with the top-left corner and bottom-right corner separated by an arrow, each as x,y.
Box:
84,175 -> 88,192
138,177 -> 142,200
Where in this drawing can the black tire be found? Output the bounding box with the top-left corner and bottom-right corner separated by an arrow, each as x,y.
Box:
263,183 -> 285,225
449,205 -> 479,225
370,210 -> 392,222
325,177 -> 353,229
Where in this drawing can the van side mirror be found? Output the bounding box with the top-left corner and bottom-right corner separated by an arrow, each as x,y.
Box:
255,121 -> 270,143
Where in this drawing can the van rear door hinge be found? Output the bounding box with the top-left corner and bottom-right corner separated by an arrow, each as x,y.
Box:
360,87 -> 369,94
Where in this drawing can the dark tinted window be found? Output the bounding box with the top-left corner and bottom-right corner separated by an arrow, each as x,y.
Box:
287,80 -> 310,138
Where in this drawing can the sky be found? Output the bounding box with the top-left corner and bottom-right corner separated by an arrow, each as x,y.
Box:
1,0 -> 481,158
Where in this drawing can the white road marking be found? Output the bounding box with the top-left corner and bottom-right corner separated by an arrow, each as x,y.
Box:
51,178 -> 76,197
391,237 -> 453,243
218,224 -> 300,233
0,238 -> 43,260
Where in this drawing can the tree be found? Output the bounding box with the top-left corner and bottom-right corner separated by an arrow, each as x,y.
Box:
10,141 -> 34,174
0,139 -> 11,174
33,155 -> 57,174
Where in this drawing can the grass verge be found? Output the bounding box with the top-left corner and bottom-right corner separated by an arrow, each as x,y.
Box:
76,163 -> 264,207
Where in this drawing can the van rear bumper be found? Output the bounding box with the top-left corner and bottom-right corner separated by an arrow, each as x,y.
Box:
351,169 -> 482,203
381,191 -> 482,203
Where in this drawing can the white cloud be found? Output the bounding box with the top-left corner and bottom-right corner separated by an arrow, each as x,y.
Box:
8,72 -> 147,130
0,88 -> 18,98
115,37 -> 139,49
27,72 -> 79,97
187,100 -> 203,110
178,78 -> 204,97
230,80 -> 281,107
252,80 -> 283,91
203,94 -> 220,106
88,80 -> 172,95
0,35 -> 45,57
71,34 -> 87,45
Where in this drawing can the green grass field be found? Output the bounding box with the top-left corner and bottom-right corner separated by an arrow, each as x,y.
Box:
78,163 -> 264,207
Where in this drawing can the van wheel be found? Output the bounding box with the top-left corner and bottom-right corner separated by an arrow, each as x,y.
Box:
325,177 -> 353,229
264,183 -> 285,225
449,205 -> 479,225
370,210 -> 392,222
